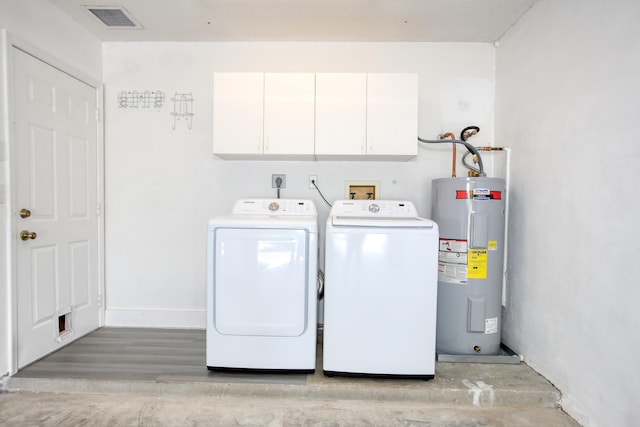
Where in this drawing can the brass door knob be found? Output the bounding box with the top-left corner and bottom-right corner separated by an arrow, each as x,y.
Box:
20,230 -> 37,241
20,209 -> 31,218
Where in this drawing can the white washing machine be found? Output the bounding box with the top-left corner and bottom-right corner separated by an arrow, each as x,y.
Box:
323,200 -> 439,379
206,199 -> 318,372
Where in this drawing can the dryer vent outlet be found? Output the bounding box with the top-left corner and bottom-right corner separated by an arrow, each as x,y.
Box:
272,174 -> 286,188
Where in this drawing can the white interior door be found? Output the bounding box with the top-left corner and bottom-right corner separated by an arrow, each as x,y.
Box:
13,48 -> 101,368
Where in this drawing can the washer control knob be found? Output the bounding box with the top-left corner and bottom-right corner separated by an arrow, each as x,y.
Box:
368,203 -> 380,213
268,202 -> 280,211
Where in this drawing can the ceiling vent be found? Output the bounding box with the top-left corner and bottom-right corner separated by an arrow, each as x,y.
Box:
85,6 -> 143,29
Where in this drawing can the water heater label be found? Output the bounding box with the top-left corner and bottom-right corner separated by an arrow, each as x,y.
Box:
439,238 -> 467,253
438,262 -> 467,284
455,189 -> 502,200
485,317 -> 498,334
468,249 -> 488,279
439,251 -> 468,264
438,238 -> 468,284
439,239 -> 489,282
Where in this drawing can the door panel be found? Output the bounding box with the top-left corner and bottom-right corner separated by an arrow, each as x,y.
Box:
14,48 -> 100,368
69,136 -> 89,217
31,245 -> 57,325
70,241 -> 90,307
29,126 -> 56,217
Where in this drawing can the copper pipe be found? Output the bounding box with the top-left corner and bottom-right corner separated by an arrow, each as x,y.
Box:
439,132 -> 457,177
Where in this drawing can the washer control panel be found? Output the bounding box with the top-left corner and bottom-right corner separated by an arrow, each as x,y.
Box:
232,199 -> 317,216
331,200 -> 418,218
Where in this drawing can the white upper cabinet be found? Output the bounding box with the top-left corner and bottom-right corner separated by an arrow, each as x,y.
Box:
213,73 -> 263,157
213,73 -> 315,160
366,73 -> 418,159
263,73 -> 315,157
314,73 -> 367,157
213,72 -> 418,160
315,73 -> 418,160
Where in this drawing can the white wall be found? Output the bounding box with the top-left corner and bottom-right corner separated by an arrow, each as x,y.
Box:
102,42 -> 498,327
0,0 -> 102,376
495,0 -> 640,425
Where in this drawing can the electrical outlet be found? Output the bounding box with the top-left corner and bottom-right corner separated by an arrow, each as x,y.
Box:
271,174 -> 286,188
309,175 -> 317,189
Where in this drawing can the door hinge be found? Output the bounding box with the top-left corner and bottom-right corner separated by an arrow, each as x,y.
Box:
97,295 -> 103,307
96,202 -> 101,217
95,108 -> 101,123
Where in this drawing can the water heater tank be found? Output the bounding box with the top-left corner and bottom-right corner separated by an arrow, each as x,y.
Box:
431,177 -> 506,355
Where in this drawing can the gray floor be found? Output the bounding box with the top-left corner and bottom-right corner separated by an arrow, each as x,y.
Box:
1,327 -> 581,426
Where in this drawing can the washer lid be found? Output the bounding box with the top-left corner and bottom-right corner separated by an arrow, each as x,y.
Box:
329,200 -> 419,217
331,216 -> 435,228
329,200 -> 435,228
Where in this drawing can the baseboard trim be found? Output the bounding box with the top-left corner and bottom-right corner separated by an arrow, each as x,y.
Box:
105,308 -> 205,329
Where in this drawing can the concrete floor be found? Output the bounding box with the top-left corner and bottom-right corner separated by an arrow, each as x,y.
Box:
0,328 -> 581,426
1,362 -> 581,426
0,391 -> 580,426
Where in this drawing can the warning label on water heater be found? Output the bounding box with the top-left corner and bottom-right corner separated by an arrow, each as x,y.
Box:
438,238 -> 468,285
438,238 -> 489,283
468,249 -> 488,279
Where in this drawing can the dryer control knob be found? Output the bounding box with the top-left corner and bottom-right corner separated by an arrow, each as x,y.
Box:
269,202 -> 280,211
368,203 -> 380,213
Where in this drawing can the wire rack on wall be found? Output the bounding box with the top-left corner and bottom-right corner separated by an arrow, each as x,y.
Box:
171,92 -> 194,130
117,90 -> 165,109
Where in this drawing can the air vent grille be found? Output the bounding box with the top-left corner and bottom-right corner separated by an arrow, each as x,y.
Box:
86,7 -> 142,28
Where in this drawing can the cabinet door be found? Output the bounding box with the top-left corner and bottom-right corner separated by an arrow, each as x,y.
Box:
367,73 -> 418,159
315,73 -> 367,157
213,73 -> 264,156
264,73 -> 315,157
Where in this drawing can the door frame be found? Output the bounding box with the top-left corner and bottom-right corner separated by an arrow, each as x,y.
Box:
4,34 -> 105,375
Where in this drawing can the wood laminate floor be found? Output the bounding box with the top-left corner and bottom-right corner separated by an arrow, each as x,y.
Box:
14,327 -> 307,385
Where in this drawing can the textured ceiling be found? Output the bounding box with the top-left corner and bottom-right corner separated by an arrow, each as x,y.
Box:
49,0 -> 539,43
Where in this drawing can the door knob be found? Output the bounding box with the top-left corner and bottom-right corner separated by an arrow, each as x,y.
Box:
20,208 -> 31,218
20,230 -> 37,241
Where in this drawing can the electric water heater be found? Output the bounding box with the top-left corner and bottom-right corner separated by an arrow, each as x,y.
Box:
432,177 -> 506,355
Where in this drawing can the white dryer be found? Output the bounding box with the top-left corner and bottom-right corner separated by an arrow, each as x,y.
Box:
207,199 -> 318,372
323,200 -> 439,379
